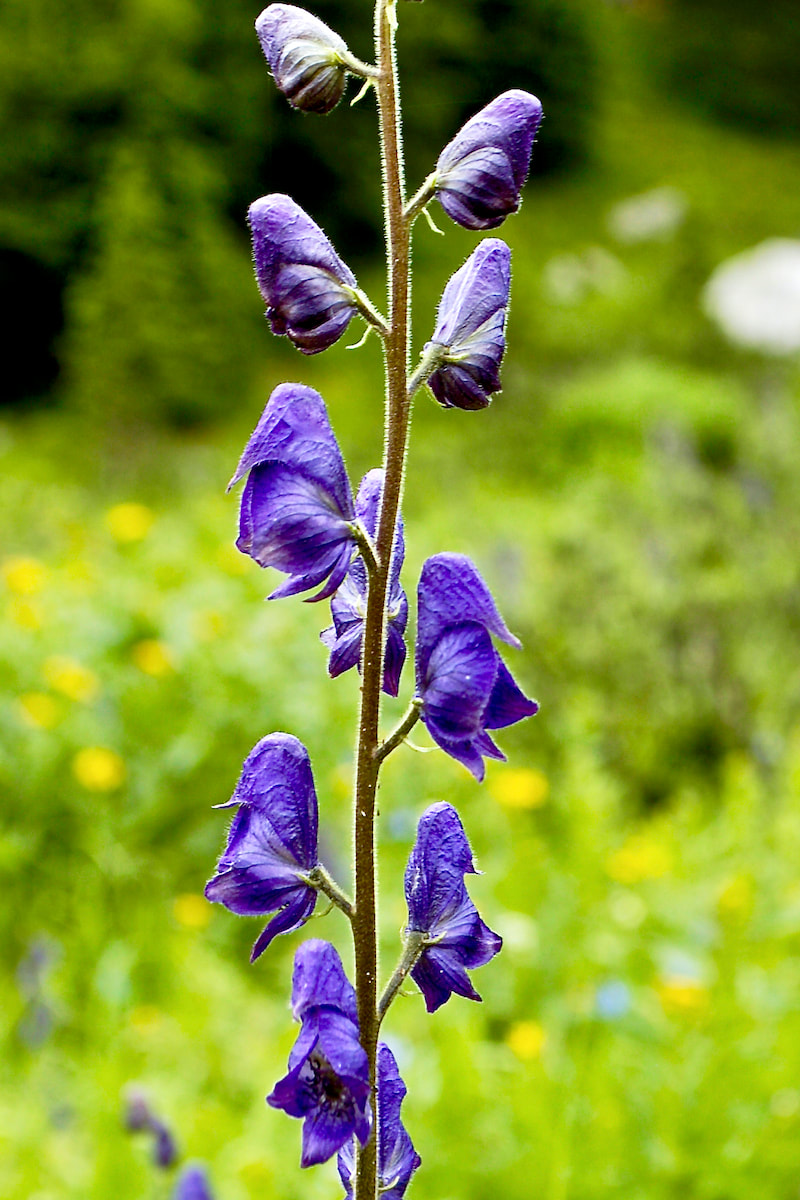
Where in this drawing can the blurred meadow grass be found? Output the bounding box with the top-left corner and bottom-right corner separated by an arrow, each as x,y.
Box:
3,3 -> 800,1198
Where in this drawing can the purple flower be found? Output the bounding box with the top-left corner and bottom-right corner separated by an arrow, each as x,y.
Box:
268,940 -> 371,1167
229,382 -> 358,601
123,1090 -> 178,1168
204,733 -> 319,962
426,240 -> 510,410
415,553 -> 538,781
338,1043 -> 420,1199
405,802 -> 502,1013
320,468 -> 408,695
172,1164 -> 214,1200
249,194 -> 359,353
434,91 -> 543,230
256,5 -> 350,115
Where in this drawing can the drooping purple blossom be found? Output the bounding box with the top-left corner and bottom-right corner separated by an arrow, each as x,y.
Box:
229,382 -> 358,601
415,553 -> 538,781
204,733 -> 320,962
425,239 -> 511,410
268,940 -> 371,1167
249,194 -> 359,353
123,1090 -> 178,1168
320,468 -> 408,695
172,1164 -> 215,1200
256,5 -> 350,114
405,801 -> 502,1013
338,1043 -> 420,1200
434,90 -> 543,230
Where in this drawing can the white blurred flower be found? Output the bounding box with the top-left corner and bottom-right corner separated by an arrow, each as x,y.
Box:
702,238 -> 800,355
607,186 -> 687,244
542,246 -> 627,305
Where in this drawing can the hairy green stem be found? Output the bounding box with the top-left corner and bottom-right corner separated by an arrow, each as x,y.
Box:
352,0 -> 411,1195
304,864 -> 354,919
377,931 -> 426,1023
374,700 -> 422,765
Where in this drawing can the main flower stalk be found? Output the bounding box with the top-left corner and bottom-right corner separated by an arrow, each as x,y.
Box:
352,2 -> 410,1196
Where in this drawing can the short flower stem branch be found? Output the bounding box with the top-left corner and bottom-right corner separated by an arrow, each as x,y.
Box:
352,0 -> 411,1196
351,288 -> 391,338
340,51 -> 382,81
352,525 -> 381,577
407,342 -> 446,400
403,174 -> 437,225
374,700 -> 422,764
377,931 -> 426,1023
304,865 -> 354,920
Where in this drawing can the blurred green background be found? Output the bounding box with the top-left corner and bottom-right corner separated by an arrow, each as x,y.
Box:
3,0 -> 800,1196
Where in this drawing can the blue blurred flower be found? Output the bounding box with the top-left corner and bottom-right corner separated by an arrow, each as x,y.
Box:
320,468 -> 408,695
229,382 -> 358,601
595,980 -> 631,1021
415,553 -> 538,781
268,940 -> 371,1167
404,802 -> 502,1012
434,90 -> 543,230
205,733 -> 320,962
425,240 -> 511,410
257,4 -> 350,114
249,194 -> 359,353
172,1163 -> 214,1200
338,1043 -> 420,1199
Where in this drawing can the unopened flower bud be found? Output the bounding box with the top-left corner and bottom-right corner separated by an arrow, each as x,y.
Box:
256,4 -> 350,114
434,90 -> 543,230
248,194 -> 359,354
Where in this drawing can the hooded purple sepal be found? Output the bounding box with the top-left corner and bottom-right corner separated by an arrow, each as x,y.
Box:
204,733 -> 320,961
320,468 -> 408,695
256,5 -> 350,115
435,90 -> 543,230
268,940 -> 372,1168
415,553 -> 538,781
248,194 -> 359,354
405,802 -> 502,1013
172,1164 -> 215,1200
338,1043 -> 421,1200
426,239 -> 511,410
230,383 -> 358,601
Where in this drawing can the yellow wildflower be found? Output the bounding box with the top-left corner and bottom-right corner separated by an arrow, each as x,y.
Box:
132,639 -> 175,677
490,767 -> 549,810
2,556 -> 47,595
129,1006 -> 162,1034
105,503 -> 154,543
506,1019 -> 546,1061
717,874 -> 754,919
6,598 -> 42,630
657,976 -> 709,1016
18,693 -> 61,730
607,833 -> 672,884
43,656 -> 100,703
174,893 -> 212,930
72,747 -> 126,791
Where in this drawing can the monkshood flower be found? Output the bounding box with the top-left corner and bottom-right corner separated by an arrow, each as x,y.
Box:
338,1043 -> 421,1199
268,940 -> 371,1167
172,1164 -> 214,1200
435,90 -> 543,230
229,382 -> 357,601
124,1089 -> 178,1168
415,552 -> 538,781
204,733 -> 319,962
320,468 -> 408,695
257,5 -> 350,115
249,194 -> 359,353
425,239 -> 510,410
405,802 -> 502,1013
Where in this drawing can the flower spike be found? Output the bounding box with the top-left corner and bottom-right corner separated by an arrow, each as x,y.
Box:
415,553 -> 538,780
425,239 -> 511,410
204,733 -> 320,961
404,802 -> 502,1012
268,940 -> 372,1167
249,194 -> 360,354
230,382 -> 359,601
434,90 -> 543,230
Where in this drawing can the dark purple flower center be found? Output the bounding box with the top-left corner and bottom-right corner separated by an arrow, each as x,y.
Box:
303,1049 -> 351,1113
